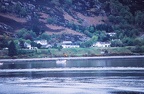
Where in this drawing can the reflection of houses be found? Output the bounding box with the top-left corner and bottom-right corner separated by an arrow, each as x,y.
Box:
92,42 -> 111,47
61,41 -> 80,48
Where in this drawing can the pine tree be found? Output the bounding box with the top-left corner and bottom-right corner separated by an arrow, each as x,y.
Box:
8,40 -> 17,57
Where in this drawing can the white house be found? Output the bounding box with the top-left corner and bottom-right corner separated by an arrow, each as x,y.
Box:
107,32 -> 116,37
62,44 -> 80,48
34,40 -> 50,48
92,42 -> 111,47
34,40 -> 48,45
61,41 -> 80,48
46,44 -> 52,48
24,42 -> 32,49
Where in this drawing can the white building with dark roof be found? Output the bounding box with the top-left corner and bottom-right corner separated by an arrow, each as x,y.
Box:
34,40 -> 48,45
61,41 -> 80,48
92,42 -> 111,47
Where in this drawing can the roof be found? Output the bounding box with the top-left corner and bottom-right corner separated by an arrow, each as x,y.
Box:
62,41 -> 72,44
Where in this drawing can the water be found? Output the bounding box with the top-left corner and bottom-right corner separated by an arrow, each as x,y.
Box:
0,56 -> 144,94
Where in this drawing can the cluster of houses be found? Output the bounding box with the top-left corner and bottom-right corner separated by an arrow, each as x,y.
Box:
23,40 -> 80,49
22,32 -> 115,49
23,40 -> 51,49
23,39 -> 111,49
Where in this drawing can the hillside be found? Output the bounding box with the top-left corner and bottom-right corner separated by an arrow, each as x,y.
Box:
0,0 -> 144,49
0,0 -> 106,35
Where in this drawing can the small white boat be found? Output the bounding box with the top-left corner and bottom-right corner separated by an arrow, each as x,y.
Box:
0,63 -> 3,66
56,59 -> 67,67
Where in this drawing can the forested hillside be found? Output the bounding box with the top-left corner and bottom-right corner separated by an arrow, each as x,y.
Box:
0,0 -> 144,49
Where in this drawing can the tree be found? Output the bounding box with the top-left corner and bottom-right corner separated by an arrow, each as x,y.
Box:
14,2 -> 21,14
19,7 -> 27,17
89,26 -> 95,33
98,31 -> 108,42
119,6 -> 133,24
47,17 -> 55,24
19,40 -> 25,49
119,0 -> 144,14
8,40 -> 17,57
23,30 -> 37,40
110,0 -> 123,15
17,28 -> 37,40
111,39 -> 123,47
51,0 -> 60,5
91,36 -> 98,43
39,32 -> 50,40
17,28 -> 26,38
133,39 -> 143,46
81,36 -> 98,47
31,41 -> 37,47
32,25 -> 43,36
122,37 -> 134,46
64,0 -> 72,6
0,35 -> 9,49
84,30 -> 93,37
135,11 -> 144,28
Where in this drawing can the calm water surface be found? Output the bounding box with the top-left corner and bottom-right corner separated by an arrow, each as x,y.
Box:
0,57 -> 144,94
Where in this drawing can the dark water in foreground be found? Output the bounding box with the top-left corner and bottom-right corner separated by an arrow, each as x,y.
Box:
0,57 -> 144,94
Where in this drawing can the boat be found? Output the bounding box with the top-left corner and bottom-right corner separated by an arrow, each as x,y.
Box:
56,59 -> 67,67
0,63 -> 3,66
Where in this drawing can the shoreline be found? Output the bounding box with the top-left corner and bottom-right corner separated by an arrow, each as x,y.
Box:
0,55 -> 144,62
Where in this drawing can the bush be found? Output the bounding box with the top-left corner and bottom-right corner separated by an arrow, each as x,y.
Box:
122,37 -> 134,46
95,24 -> 113,32
47,17 -> 55,24
18,49 -> 34,54
17,28 -> 37,40
131,46 -> 144,53
111,39 -> 123,47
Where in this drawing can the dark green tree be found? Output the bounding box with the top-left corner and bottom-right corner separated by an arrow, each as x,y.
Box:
89,26 -> 95,33
19,40 -> 25,49
16,28 -> 26,38
17,28 -> 37,40
39,32 -> 50,41
122,37 -> 134,46
32,25 -> 43,36
81,36 -> 98,47
14,2 -> 21,14
8,40 -> 17,57
0,36 -> 9,49
135,11 -> 144,28
111,39 -> 123,47
84,30 -> 93,37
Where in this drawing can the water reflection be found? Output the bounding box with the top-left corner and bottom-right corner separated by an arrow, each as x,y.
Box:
0,75 -> 144,94
112,91 -> 144,94
1,69 -> 144,78
0,57 -> 144,94
1,57 -> 144,69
